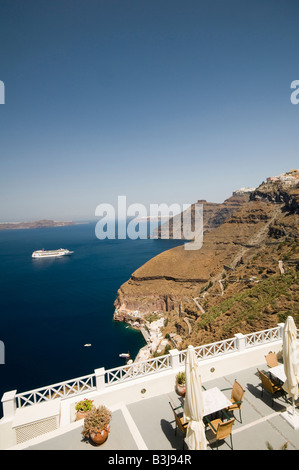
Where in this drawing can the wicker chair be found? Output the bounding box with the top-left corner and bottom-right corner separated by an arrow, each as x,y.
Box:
222,380 -> 245,423
206,417 -> 235,450
169,402 -> 188,449
265,352 -> 279,368
257,369 -> 285,408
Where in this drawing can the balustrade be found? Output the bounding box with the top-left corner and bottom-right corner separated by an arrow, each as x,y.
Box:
5,323 -> 285,415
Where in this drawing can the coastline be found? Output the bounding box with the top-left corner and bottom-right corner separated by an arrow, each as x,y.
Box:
114,307 -> 168,362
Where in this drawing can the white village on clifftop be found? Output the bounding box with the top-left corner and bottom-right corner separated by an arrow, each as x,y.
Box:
266,169 -> 299,184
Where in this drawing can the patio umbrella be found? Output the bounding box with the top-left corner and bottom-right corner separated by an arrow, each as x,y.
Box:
183,345 -> 207,450
282,316 -> 299,415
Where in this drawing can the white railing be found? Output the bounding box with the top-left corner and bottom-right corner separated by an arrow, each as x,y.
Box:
244,326 -> 281,348
4,324 -> 284,414
16,373 -> 96,408
105,354 -> 171,386
179,337 -> 237,363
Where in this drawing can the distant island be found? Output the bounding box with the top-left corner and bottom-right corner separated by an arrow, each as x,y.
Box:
0,219 -> 75,230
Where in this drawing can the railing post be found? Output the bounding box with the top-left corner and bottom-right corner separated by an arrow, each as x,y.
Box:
234,333 -> 246,352
277,322 -> 285,338
1,390 -> 17,421
169,349 -> 181,370
94,367 -> 106,391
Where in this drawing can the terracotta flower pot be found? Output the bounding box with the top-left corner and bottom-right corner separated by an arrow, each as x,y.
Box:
90,425 -> 110,446
176,382 -> 186,397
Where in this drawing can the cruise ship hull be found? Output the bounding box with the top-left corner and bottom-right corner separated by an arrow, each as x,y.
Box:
32,249 -> 74,259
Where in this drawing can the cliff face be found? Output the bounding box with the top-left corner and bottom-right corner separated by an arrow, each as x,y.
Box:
250,182 -> 299,214
115,193 -> 250,318
154,193 -> 250,239
114,179 -> 299,350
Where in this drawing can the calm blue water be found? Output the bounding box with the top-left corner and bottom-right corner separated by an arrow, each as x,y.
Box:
0,222 -> 183,411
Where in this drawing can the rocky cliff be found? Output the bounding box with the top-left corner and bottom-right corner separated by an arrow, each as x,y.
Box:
154,193 -> 250,239
114,176 -> 299,353
251,181 -> 299,214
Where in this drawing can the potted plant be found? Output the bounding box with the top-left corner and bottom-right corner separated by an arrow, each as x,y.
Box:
82,405 -> 112,446
75,398 -> 94,421
176,371 -> 186,397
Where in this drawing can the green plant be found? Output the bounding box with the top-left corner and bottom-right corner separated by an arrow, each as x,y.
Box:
266,441 -> 288,450
145,313 -> 160,323
196,269 -> 299,334
82,405 -> 112,438
75,398 -> 94,412
176,371 -> 185,385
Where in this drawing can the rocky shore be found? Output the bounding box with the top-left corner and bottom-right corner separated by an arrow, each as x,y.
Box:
114,307 -> 169,362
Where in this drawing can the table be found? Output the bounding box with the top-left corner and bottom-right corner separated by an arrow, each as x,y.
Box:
269,364 -> 286,383
202,387 -> 232,416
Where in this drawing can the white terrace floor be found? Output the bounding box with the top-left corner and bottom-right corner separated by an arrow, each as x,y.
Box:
21,363 -> 299,451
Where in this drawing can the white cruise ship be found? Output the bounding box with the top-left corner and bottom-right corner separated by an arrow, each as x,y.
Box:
32,248 -> 74,259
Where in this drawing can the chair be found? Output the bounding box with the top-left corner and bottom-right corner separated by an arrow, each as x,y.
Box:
265,352 -> 281,385
257,369 -> 285,408
265,352 -> 279,368
169,402 -> 188,449
205,417 -> 235,450
222,379 -> 245,423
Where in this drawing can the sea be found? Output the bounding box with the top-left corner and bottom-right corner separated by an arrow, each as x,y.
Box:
0,221 -> 183,413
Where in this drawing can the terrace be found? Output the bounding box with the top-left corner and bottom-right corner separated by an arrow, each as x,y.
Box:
1,323 -> 299,451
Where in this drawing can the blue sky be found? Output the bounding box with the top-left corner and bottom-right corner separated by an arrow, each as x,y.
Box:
0,0 -> 299,221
